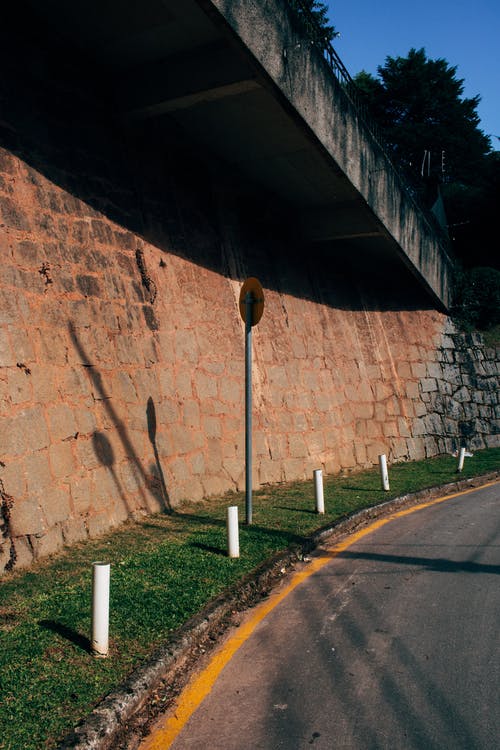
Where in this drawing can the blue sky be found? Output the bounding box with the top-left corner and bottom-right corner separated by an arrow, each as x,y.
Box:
325,1 -> 500,149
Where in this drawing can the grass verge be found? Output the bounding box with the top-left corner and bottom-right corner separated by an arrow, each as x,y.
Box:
1,448 -> 499,750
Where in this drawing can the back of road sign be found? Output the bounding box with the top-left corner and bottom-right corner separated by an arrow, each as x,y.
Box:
239,277 -> 264,326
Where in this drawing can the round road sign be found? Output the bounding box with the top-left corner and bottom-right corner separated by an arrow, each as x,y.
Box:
239,277 -> 264,326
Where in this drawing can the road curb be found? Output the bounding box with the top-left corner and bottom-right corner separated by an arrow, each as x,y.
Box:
58,471 -> 499,750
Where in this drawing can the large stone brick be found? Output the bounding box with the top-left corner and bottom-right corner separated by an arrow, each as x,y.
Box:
338,444 -> 356,469
11,536 -> 34,570
190,452 -> 205,476
374,381 -> 394,401
383,421 -> 399,437
60,366 -> 92,401
411,362 -> 427,378
0,539 -> 14,574
74,407 -> 98,436
0,195 -> 31,230
24,451 -> 53,495
9,498 -> 45,536
0,290 -> 19,326
47,404 -> 78,442
75,436 -> 102,471
41,486 -> 71,526
366,441 -> 388,464
70,475 -> 93,515
49,442 -> 75,479
219,378 -> 241,405
0,408 -> 49,456
385,398 -> 401,417
112,371 -> 138,403
354,441 -> 367,465
117,460 -> 144,497
282,457 -> 308,481
30,364 -> 59,402
175,329 -> 199,364
352,402 -> 375,420
203,416 -> 222,439
8,368 -> 32,404
61,517 -> 88,544
426,361 -> 444,379
421,378 -> 438,393
453,386 -> 472,403
8,326 -> 36,364
37,328 -> 69,365
182,399 -> 201,429
86,512 -> 112,539
0,329 -> 16,367
0,147 -> 17,174
133,368 -> 160,401
314,392 -> 332,413
257,457 -> 283,484
194,371 -> 217,400
201,475 -> 230,498
0,459 -> 27,497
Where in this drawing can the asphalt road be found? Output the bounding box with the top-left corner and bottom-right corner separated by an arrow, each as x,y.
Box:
145,483 -> 500,750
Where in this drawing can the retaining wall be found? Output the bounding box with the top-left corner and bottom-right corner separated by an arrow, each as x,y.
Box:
0,29 -> 498,574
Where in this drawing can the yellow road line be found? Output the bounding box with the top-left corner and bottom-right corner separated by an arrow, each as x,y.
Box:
139,480 -> 498,750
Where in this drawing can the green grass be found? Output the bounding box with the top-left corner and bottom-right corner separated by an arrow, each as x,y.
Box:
1,448 -> 499,750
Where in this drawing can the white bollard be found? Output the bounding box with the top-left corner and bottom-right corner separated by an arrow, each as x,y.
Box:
227,506 -> 240,558
378,454 -> 390,491
314,469 -> 325,514
457,446 -> 466,472
91,562 -> 110,658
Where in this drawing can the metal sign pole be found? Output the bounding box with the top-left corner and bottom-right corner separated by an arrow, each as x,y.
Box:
239,277 -> 264,527
245,291 -> 253,525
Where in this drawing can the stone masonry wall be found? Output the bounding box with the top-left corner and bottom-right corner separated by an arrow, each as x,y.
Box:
419,323 -> 500,455
0,29 -> 499,574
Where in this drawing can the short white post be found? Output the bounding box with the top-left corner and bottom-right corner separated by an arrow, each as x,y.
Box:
314,469 -> 325,514
227,506 -> 240,558
457,446 -> 466,472
91,562 -> 110,658
378,454 -> 390,491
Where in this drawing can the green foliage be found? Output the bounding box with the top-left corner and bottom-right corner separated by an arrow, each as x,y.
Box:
444,151 -> 500,270
482,324 -> 500,347
1,449 -> 499,749
289,0 -> 337,43
354,48 -> 490,185
453,266 -> 500,331
354,48 -> 498,272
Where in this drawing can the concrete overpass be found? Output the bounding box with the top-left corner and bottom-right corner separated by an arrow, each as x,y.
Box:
23,0 -> 453,307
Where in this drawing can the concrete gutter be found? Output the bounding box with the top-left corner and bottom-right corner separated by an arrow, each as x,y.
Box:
58,471 -> 499,750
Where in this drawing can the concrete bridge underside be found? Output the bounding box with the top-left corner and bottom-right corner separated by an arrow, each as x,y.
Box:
23,0 -> 453,307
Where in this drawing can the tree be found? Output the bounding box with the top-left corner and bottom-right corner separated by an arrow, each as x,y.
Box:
291,1 -> 338,44
354,48 -> 491,186
444,151 -> 500,269
355,48 -> 499,279
453,267 -> 500,332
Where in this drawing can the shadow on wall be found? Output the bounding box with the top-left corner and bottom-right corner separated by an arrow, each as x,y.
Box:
91,430 -> 133,515
146,397 -> 171,513
69,323 -> 173,515
0,11 -> 435,313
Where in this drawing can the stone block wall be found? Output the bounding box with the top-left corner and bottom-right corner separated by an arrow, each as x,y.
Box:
418,323 -> 500,455
0,27 -> 498,574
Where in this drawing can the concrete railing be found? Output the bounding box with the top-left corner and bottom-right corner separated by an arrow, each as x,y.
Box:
285,0 -> 450,246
